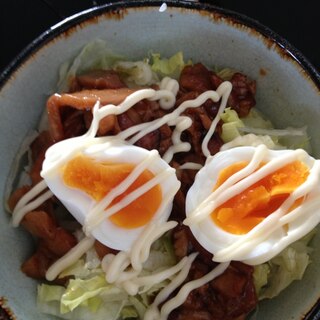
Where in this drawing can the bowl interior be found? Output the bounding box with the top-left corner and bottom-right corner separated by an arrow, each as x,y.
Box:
0,2 -> 319,319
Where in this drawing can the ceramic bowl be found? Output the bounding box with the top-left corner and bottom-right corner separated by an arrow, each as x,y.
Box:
0,1 -> 319,319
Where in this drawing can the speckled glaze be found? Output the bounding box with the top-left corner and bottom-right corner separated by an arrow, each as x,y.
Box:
0,1 -> 319,320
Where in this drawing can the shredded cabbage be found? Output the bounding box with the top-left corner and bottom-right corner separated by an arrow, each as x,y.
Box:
108,51 -> 191,86
120,306 -> 139,319
216,68 -> 236,81
220,108 -> 245,142
150,51 -> 191,79
37,284 -> 125,320
241,109 -> 273,130
37,235 -> 176,319
57,41 -> 191,91
253,229 -> 316,300
220,108 -> 311,152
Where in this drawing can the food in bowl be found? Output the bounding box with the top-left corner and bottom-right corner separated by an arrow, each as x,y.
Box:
6,39 -> 320,320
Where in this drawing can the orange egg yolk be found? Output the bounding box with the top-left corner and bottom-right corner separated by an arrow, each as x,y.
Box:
211,160 -> 309,235
62,155 -> 162,229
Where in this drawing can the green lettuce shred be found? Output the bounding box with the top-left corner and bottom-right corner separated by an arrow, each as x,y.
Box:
151,52 -> 191,79
37,234 -> 176,319
128,296 -> 148,319
253,229 -> 316,300
241,109 -> 273,130
216,68 -> 236,81
57,41 -> 191,91
58,259 -> 92,279
220,108 -> 311,152
220,108 -> 245,142
38,284 -> 65,303
37,275 -> 127,319
220,108 -> 273,144
37,283 -> 125,320
120,306 -> 139,319
60,275 -> 126,313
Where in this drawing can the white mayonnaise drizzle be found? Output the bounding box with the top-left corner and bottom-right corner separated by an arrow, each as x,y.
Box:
84,159 -> 176,234
12,180 -> 53,226
185,144 -> 320,265
113,61 -> 154,86
11,75 -> 234,319
144,252 -> 198,320
118,81 -> 232,162
185,145 -> 304,225
46,236 -> 95,281
178,162 -> 203,171
214,160 -> 320,264
162,116 -> 193,163
101,221 -> 179,292
220,133 -> 277,151
149,261 -> 230,320
201,82 -> 232,157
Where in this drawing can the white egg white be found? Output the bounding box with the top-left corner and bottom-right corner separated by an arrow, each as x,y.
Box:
41,137 -> 180,251
185,146 -> 320,265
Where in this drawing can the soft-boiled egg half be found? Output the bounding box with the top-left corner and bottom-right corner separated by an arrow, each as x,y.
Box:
41,136 -> 180,251
185,145 -> 320,265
